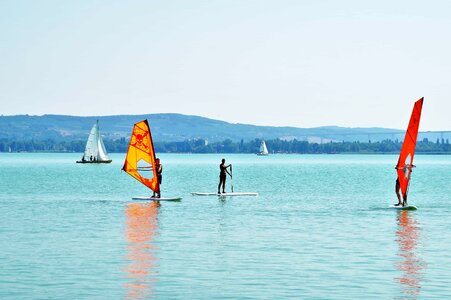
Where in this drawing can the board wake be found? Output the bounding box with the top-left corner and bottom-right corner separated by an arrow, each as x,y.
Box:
132,196 -> 182,201
191,192 -> 258,197
390,204 -> 417,210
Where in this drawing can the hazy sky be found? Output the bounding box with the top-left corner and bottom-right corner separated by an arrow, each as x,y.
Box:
1,1 -> 450,130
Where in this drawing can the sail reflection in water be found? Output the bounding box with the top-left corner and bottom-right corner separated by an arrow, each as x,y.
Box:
395,211 -> 426,298
124,202 -> 160,299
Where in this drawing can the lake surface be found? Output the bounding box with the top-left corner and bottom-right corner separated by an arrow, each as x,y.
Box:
1,153 -> 451,299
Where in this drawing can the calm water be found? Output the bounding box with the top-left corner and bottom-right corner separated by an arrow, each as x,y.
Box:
1,153 -> 451,299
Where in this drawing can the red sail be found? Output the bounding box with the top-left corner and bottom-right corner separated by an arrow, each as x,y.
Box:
122,120 -> 160,193
396,98 -> 424,198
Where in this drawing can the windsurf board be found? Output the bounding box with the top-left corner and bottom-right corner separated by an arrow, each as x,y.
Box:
132,196 -> 182,201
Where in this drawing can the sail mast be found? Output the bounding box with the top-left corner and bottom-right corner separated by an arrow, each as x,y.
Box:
396,98 -> 424,199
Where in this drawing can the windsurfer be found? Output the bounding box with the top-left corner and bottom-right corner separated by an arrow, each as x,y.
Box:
218,159 -> 231,194
393,98 -> 423,208
396,164 -> 415,206
152,158 -> 163,198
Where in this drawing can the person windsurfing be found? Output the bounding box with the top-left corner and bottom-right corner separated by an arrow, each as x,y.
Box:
394,97 -> 424,207
218,158 -> 231,194
152,158 -> 163,198
395,164 -> 415,207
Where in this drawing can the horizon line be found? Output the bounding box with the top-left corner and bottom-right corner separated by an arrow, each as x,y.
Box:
1,112 -> 450,132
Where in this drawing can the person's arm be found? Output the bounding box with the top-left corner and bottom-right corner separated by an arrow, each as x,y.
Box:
226,164 -> 232,176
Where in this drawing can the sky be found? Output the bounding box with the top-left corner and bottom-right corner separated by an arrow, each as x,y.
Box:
0,0 -> 450,130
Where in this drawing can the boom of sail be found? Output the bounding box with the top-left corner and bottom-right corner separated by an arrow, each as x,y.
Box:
77,120 -> 112,163
258,140 -> 269,156
122,120 -> 160,193
396,98 -> 424,199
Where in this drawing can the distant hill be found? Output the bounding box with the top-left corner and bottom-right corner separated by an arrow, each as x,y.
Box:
0,113 -> 447,143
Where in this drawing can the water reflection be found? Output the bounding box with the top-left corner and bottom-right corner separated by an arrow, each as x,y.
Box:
395,210 -> 426,298
124,202 -> 160,299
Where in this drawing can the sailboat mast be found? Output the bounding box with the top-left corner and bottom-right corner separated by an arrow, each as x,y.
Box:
95,120 -> 100,160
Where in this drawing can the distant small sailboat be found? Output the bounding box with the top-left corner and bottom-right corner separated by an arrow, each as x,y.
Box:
8,146 -> 12,153
122,120 -> 181,201
76,120 -> 112,164
257,140 -> 269,156
393,97 -> 424,209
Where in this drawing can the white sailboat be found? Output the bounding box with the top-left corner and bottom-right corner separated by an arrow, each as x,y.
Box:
76,120 -> 112,163
257,140 -> 269,156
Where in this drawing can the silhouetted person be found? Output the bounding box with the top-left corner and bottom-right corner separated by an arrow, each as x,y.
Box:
218,158 -> 231,194
152,158 -> 163,198
395,164 -> 414,206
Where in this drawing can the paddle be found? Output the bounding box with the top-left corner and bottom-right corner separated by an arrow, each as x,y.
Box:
229,164 -> 234,193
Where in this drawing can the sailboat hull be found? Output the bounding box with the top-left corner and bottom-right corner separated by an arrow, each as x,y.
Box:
76,160 -> 112,164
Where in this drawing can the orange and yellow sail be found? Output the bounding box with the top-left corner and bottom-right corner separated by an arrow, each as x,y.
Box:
396,98 -> 424,199
122,120 -> 159,193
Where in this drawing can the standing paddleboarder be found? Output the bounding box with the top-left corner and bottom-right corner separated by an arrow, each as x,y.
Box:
218,158 -> 232,194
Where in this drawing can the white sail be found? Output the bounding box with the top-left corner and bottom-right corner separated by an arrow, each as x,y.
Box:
81,121 -> 111,162
259,140 -> 269,155
83,123 -> 99,160
97,132 -> 110,161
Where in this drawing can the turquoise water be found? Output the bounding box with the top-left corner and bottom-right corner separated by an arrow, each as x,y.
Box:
1,153 -> 451,299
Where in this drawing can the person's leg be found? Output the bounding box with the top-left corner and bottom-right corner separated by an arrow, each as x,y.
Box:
395,189 -> 402,205
395,182 -> 402,206
157,176 -> 162,198
222,177 -> 226,193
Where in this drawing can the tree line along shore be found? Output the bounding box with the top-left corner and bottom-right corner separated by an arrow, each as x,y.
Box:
1,138 -> 450,154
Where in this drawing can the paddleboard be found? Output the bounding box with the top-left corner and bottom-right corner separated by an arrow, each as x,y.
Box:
132,196 -> 182,201
390,204 -> 417,210
191,192 -> 258,196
